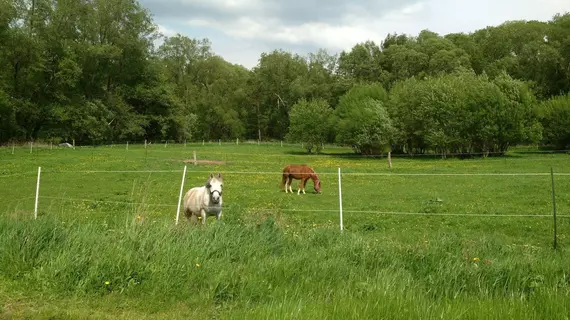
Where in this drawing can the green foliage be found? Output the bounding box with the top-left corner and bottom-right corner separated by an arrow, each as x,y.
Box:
388,70 -> 541,155
0,0 -> 569,155
286,98 -> 332,153
537,93 -> 570,149
332,84 -> 394,154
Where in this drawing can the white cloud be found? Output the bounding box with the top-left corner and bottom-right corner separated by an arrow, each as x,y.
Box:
157,24 -> 176,37
401,2 -> 426,15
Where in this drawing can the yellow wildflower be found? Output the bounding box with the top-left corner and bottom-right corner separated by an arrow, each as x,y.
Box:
196,263 -> 200,267
104,281 -> 110,285
473,257 -> 480,262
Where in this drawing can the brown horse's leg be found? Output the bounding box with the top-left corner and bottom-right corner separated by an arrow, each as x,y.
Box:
288,177 -> 293,193
300,178 -> 308,194
297,178 -> 305,195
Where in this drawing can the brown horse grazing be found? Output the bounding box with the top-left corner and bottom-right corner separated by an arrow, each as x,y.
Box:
280,164 -> 322,195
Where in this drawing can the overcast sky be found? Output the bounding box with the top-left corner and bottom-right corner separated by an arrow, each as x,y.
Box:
141,0 -> 569,69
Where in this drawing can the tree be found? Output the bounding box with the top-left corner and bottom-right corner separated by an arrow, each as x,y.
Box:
331,84 -> 394,155
536,93 -> 570,149
286,98 -> 332,153
338,41 -> 389,85
249,49 -> 308,141
388,69 -> 541,155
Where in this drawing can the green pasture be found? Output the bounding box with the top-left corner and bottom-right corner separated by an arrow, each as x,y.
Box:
1,142 -> 570,319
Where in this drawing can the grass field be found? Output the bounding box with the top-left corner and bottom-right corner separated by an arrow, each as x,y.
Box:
1,142 -> 570,319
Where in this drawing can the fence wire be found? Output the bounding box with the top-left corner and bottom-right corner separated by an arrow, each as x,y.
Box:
34,195 -> 570,219
3,169 -> 570,177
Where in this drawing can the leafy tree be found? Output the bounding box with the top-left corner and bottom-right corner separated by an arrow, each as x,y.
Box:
536,93 -> 570,149
249,49 -> 307,141
388,69 -> 541,155
338,41 -> 389,85
286,98 -> 332,153
331,84 -> 394,155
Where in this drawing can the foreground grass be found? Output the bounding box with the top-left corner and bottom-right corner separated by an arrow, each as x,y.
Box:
1,213 -> 569,319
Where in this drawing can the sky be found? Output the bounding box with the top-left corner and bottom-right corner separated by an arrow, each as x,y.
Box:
140,0 -> 569,69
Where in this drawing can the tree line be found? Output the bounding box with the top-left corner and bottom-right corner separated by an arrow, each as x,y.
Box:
1,0 -> 569,155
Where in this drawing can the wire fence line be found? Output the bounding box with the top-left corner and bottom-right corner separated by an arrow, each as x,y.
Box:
4,140 -> 570,157
3,169 -> 570,177
4,151 -> 569,165
33,195 -> 570,218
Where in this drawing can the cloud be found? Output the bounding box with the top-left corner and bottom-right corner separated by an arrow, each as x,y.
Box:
156,24 -> 176,37
140,0 -> 569,68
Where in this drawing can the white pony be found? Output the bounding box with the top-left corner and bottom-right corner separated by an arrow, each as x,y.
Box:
183,173 -> 223,225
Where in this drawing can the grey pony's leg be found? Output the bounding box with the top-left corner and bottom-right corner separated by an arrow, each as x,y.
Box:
200,208 -> 207,225
216,210 -> 222,220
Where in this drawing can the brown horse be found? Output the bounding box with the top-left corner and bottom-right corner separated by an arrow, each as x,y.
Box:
280,164 -> 322,194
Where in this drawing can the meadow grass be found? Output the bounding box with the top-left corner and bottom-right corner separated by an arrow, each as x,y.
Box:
1,142 -> 570,319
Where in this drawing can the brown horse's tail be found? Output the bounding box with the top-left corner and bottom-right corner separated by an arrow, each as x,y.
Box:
280,166 -> 289,189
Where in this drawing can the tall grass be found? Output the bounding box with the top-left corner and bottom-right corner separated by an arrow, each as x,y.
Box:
1,213 -> 569,318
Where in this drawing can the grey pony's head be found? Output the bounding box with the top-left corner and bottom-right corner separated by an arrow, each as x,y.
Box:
206,173 -> 223,204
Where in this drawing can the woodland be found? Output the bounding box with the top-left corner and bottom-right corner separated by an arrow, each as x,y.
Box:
1,0 -> 569,155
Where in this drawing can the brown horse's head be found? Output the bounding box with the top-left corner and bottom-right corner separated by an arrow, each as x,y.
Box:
314,179 -> 322,194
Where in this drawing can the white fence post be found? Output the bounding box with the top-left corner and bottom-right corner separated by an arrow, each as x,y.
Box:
30,141 -> 33,154
175,165 -> 188,225
338,167 -> 343,232
34,167 -> 41,219
126,141 -> 129,151
12,143 -> 14,155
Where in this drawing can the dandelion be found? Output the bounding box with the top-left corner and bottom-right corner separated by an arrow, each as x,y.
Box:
473,257 -> 480,262
196,263 -> 200,267
137,215 -> 142,221
104,281 -> 110,285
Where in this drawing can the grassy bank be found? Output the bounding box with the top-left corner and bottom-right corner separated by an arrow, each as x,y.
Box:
1,213 -> 569,319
